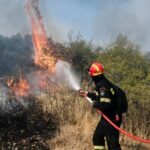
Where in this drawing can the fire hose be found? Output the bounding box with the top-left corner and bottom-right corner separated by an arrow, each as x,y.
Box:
84,96 -> 150,144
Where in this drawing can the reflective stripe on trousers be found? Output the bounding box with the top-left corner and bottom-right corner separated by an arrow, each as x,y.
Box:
94,145 -> 105,150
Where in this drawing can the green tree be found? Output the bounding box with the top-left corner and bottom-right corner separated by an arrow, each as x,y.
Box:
65,33 -> 97,78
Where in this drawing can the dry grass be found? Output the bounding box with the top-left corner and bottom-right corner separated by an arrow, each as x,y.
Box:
37,87 -> 98,149
36,86 -> 150,150
48,113 -> 97,150
1,84 -> 149,149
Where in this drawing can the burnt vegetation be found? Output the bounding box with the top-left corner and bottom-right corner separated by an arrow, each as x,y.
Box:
0,95 -> 58,149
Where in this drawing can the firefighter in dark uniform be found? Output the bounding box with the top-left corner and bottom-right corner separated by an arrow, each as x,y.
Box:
80,62 -> 122,150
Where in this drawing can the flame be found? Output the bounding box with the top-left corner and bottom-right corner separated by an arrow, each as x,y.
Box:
26,0 -> 57,72
6,0 -> 60,97
7,75 -> 30,97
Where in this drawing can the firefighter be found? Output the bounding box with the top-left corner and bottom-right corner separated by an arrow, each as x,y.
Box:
79,62 -> 122,150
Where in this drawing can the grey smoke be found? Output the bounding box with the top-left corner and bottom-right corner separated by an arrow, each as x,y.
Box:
93,0 -> 150,52
1,0 -> 150,51
0,0 -> 29,36
0,84 -> 29,114
0,0 -> 67,42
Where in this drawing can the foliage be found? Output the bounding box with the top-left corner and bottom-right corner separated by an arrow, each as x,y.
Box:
64,33 -> 96,78
63,33 -> 150,145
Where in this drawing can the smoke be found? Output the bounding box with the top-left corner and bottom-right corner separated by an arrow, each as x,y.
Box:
56,61 -> 80,91
0,84 -> 8,111
38,0 -> 70,42
0,84 -> 29,115
93,0 -> 150,52
0,0 -> 68,42
0,0 -> 29,36
0,34 -> 33,76
27,0 -> 47,36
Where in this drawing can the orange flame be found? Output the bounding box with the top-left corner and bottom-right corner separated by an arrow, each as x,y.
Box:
6,1 -> 59,97
7,76 -> 30,97
26,0 -> 57,72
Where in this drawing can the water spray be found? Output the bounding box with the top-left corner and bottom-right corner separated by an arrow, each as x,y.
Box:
56,61 -> 80,90
56,61 -> 93,104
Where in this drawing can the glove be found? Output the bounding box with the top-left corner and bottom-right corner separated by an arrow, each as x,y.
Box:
92,100 -> 99,109
78,89 -> 87,97
115,114 -> 120,121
